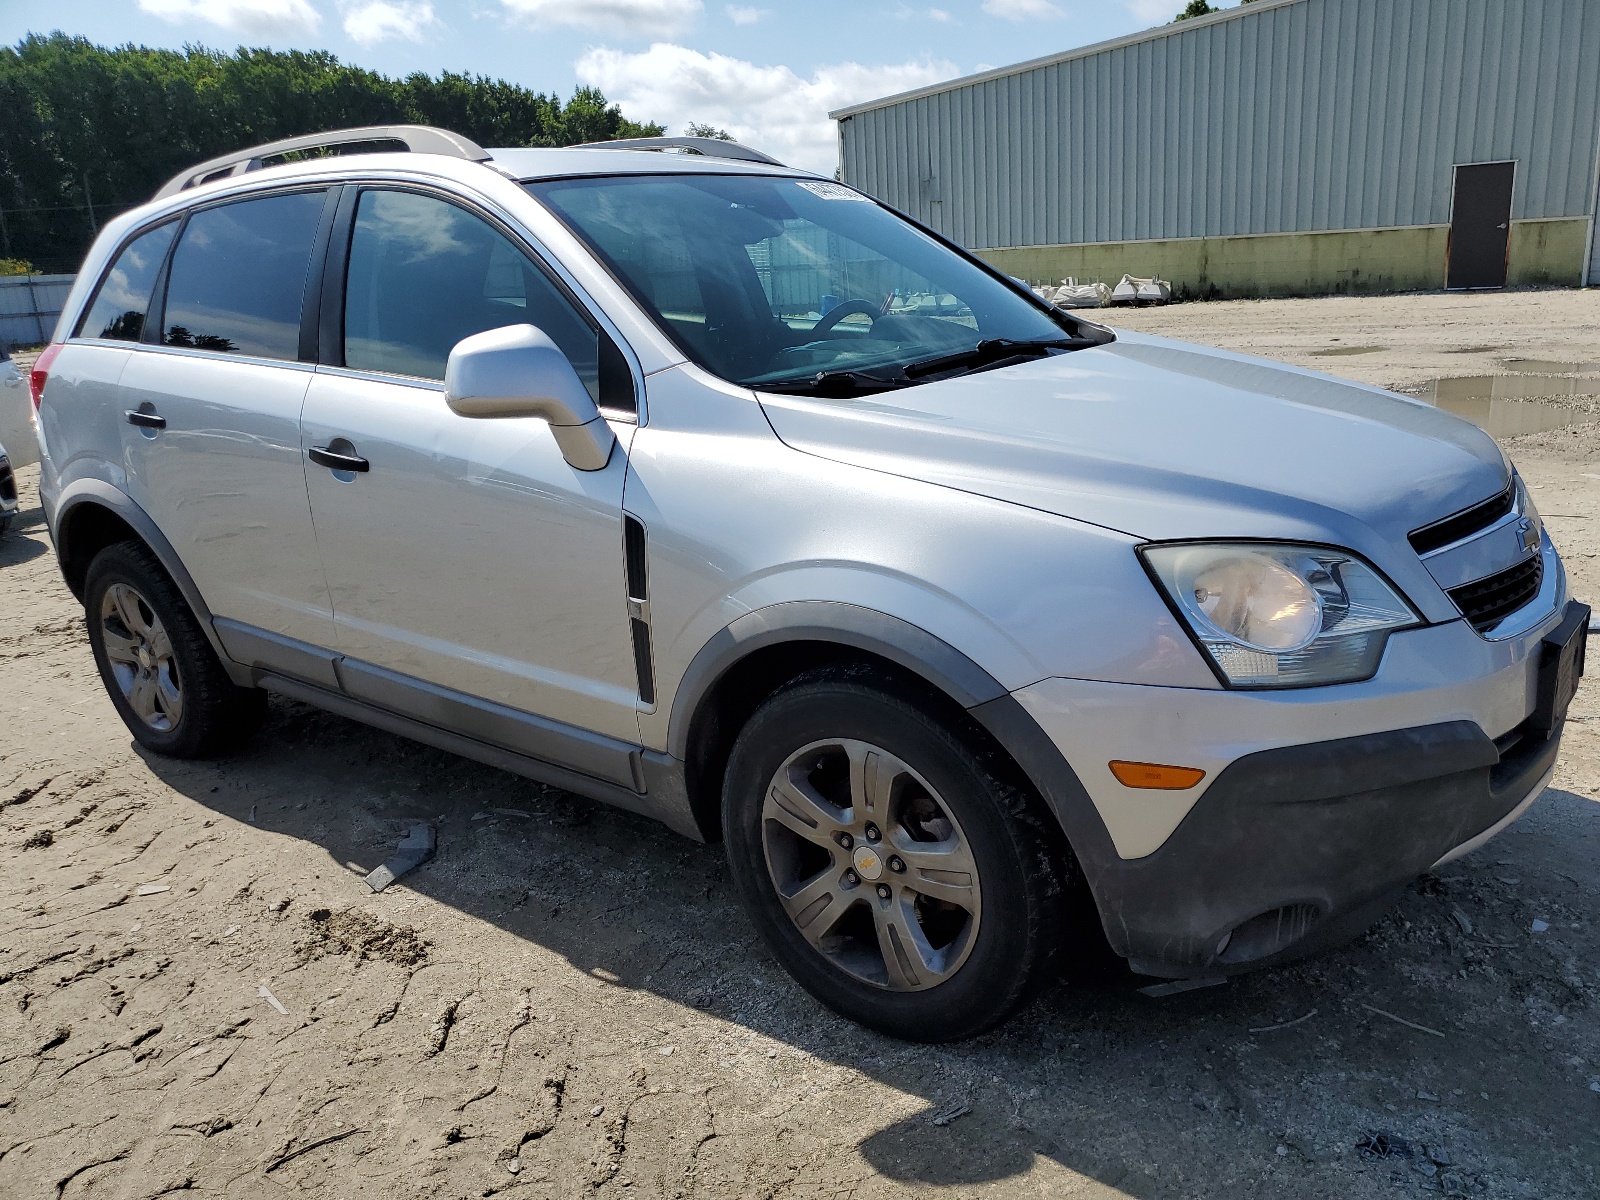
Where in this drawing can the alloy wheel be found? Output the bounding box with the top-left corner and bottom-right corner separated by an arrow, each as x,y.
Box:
100,582 -> 184,733
761,738 -> 982,991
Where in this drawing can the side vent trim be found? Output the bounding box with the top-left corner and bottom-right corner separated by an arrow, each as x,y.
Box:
631,619 -> 656,705
624,514 -> 648,602
623,514 -> 655,704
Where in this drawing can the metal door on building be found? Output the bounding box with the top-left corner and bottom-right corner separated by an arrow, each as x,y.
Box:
1446,162 -> 1515,290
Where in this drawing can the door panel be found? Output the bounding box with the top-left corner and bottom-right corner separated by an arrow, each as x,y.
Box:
119,350 -> 334,646
301,371 -> 640,742
1447,162 -> 1515,290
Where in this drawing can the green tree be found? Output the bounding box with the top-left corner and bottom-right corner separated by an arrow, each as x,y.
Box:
1174,0 -> 1257,20
684,122 -> 735,141
0,33 -> 663,273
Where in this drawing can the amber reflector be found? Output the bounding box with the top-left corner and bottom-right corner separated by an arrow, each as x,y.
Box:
1109,761 -> 1206,790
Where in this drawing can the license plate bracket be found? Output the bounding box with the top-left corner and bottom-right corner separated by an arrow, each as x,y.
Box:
1529,600 -> 1589,739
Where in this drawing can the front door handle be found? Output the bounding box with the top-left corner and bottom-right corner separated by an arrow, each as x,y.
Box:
125,408 -> 166,429
309,444 -> 370,473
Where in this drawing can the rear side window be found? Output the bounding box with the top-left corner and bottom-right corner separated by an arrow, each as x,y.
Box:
161,190 -> 326,359
342,189 -> 617,406
78,221 -> 178,342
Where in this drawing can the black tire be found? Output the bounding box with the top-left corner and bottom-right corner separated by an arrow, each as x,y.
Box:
85,540 -> 266,757
722,669 -> 1068,1042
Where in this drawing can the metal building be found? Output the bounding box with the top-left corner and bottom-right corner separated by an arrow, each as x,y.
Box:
832,0 -> 1600,296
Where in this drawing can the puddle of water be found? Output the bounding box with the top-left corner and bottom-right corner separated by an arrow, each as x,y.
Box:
1309,345 -> 1387,357
1413,374 -> 1599,438
1500,358 -> 1600,375
1425,375 -> 1600,403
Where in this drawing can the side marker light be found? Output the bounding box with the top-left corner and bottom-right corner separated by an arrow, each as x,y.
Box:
1109,761 -> 1206,790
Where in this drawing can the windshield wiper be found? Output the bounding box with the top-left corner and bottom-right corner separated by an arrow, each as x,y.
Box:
901,337 -> 1088,380
755,369 -> 913,398
755,336 -> 1095,397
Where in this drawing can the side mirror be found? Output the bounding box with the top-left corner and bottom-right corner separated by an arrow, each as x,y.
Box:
444,324 -> 616,471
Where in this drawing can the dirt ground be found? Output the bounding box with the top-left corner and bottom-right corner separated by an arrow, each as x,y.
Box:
3,289 -> 1599,1200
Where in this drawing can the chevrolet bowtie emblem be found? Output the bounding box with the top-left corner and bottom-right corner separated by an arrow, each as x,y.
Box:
1518,518 -> 1540,555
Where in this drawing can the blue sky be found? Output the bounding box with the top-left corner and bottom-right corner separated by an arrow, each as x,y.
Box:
1,0 -> 1247,171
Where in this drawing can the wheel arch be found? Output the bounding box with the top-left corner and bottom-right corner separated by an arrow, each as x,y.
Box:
667,603 -> 1121,885
53,481 -> 245,684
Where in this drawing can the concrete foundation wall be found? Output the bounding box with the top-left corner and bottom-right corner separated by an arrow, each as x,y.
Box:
979,219 -> 1589,299
1506,218 -> 1591,288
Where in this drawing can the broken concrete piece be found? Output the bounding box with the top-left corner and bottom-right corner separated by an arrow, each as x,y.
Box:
1138,977 -> 1226,998
364,824 -> 437,893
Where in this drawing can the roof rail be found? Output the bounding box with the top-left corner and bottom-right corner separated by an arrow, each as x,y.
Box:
570,136 -> 786,167
153,125 -> 491,200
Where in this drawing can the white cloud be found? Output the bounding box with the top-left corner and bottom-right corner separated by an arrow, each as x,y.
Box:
928,7 -> 953,20
1122,0 -> 1176,21
342,0 -> 437,43
575,42 -> 956,175
498,0 -> 701,37
981,0 -> 1062,19
138,0 -> 322,36
724,4 -> 767,23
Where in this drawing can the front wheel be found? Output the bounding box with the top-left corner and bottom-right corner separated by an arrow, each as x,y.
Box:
722,671 -> 1068,1041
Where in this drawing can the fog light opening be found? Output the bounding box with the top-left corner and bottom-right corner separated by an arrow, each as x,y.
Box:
1216,904 -> 1321,965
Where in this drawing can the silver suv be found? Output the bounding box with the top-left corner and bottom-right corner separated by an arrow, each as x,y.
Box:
34,126 -> 1587,1041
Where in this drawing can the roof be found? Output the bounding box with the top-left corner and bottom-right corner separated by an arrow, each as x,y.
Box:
828,0 -> 1306,120
154,126 -> 806,201
487,147 -> 813,181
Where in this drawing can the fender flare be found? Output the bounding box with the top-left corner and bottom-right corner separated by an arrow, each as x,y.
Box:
666,601 -> 1126,919
666,600 -> 1009,759
53,480 -> 246,683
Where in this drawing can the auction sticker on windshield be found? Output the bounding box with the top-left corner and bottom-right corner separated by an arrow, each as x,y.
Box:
796,181 -> 871,201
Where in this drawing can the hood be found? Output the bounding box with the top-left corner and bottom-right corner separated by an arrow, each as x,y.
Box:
757,331 -> 1507,593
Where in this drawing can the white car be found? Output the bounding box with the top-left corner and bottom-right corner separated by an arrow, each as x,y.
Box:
0,346 -> 30,534
1,345 -> 39,471
31,126 -> 1588,1041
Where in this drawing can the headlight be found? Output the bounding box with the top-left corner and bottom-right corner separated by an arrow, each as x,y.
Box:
1141,543 -> 1420,687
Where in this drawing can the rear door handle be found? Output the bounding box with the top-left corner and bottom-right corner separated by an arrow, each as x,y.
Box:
125,409 -> 166,429
308,445 -> 370,473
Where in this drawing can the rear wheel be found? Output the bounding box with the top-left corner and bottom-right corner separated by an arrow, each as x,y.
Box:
85,541 -> 265,757
722,671 -> 1067,1041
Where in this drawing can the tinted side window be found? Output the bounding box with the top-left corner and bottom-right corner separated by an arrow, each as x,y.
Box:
78,221 -> 178,342
162,190 -> 326,359
343,190 -> 607,404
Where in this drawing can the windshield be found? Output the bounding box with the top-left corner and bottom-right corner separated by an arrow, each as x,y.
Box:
526,174 -> 1091,392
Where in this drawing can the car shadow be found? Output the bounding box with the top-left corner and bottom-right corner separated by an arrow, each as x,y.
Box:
1,502 -> 48,567
139,694 -> 1600,1197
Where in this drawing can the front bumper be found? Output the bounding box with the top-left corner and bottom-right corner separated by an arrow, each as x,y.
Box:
1095,716 -> 1557,977
1012,593 -> 1580,978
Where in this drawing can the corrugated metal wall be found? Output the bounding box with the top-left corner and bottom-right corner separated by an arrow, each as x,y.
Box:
838,0 -> 1600,253
0,274 -> 76,350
